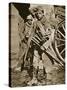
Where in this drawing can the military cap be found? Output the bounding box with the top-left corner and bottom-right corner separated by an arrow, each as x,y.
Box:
36,6 -> 44,13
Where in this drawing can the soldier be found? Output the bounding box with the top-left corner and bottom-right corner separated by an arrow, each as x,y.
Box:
27,6 -> 49,85
31,6 -> 57,85
15,14 -> 34,72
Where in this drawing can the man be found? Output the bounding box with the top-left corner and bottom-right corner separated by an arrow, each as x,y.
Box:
27,6 -> 49,85
32,6 -> 57,84
27,6 -> 57,85
15,14 -> 34,72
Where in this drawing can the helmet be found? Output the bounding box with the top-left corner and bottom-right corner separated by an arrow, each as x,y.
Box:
36,6 -> 44,13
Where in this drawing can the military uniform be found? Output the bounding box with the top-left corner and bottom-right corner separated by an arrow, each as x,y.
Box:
15,15 -> 34,71
27,6 -> 58,85
28,15 -> 49,84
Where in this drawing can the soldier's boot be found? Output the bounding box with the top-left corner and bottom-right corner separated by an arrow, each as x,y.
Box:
36,66 -> 39,79
43,67 -> 47,78
43,67 -> 47,85
27,67 -> 38,85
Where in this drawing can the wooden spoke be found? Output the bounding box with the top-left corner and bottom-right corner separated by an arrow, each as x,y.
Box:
34,34 -> 41,41
32,37 -> 40,43
57,44 -> 65,48
55,41 -> 65,62
60,48 -> 65,55
55,37 -> 65,41
62,24 -> 65,32
32,39 -> 40,47
57,29 -> 65,38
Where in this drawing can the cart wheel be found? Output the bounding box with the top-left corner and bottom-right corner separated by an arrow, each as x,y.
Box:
54,25 -> 65,62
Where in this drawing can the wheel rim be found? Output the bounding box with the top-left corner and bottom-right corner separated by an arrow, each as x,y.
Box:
54,24 -> 65,62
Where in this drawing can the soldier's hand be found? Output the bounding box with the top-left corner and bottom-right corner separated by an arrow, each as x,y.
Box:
40,46 -> 44,50
41,46 -> 46,51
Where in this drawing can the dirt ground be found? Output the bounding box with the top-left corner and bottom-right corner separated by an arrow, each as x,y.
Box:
10,66 -> 65,87
10,53 -> 65,87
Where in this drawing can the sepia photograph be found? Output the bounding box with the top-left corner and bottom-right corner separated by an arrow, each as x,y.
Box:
9,3 -> 65,87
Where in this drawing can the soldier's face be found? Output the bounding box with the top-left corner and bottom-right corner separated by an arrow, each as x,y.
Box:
27,19 -> 33,25
36,11 -> 44,20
